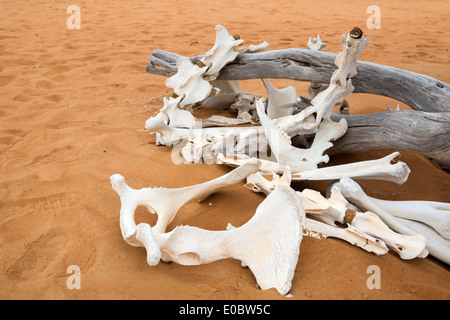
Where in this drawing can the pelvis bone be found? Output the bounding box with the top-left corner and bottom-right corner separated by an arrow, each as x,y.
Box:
110,161 -> 260,245
134,185 -> 305,296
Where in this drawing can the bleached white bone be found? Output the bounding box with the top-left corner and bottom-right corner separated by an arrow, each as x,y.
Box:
307,35 -> 327,100
165,57 -> 213,106
306,30 -> 370,123
275,31 -> 368,138
292,152 -> 411,185
262,79 -> 297,119
310,118 -> 348,148
230,94 -> 262,121
236,41 -> 270,54
242,171 -> 389,256
180,126 -> 266,164
200,114 -> 254,127
299,187 -> 425,259
156,95 -> 197,128
307,34 -> 326,51
364,197 -> 450,240
332,177 -> 450,263
200,25 -> 243,81
110,161 -> 260,244
305,218 -> 389,255
217,153 -> 290,174
145,117 -> 197,146
394,217 -> 450,264
245,167 -> 292,196
256,98 -> 331,172
253,179 -> 426,259
349,211 -> 428,260
134,185 -> 305,296
298,187 -> 349,226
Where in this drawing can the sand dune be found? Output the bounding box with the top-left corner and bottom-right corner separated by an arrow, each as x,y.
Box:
0,0 -> 449,300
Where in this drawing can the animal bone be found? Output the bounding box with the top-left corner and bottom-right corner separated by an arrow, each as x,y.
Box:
147,47 -> 450,113
155,95 -> 197,128
245,167 -> 292,196
209,79 -> 244,94
200,25 -> 243,81
244,171 -> 390,256
307,34 -> 326,51
269,30 -> 368,138
180,126 -> 267,164
134,185 -> 305,296
165,57 -> 213,107
256,98 -> 331,172
110,161 -> 260,244
333,177 -> 450,264
307,35 -> 327,100
363,196 -> 450,240
298,187 -> 348,226
145,117 -> 196,146
291,152 -> 411,185
394,217 -> 450,264
349,211 -> 428,260
262,79 -> 297,119
310,117 -> 348,148
305,218 -> 389,256
299,187 -> 426,259
246,174 -> 425,259
236,41 -> 270,54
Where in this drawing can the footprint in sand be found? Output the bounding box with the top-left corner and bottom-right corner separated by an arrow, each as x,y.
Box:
4,192 -> 96,281
30,146 -> 80,166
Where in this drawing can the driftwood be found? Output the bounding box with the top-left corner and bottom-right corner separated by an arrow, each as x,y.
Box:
146,48 -> 450,165
147,49 -> 450,113
328,111 -> 450,164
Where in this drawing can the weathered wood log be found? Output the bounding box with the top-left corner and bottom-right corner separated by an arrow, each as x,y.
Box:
146,49 -> 450,113
326,111 -> 450,164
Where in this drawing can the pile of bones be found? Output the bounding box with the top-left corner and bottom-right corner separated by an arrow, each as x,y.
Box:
110,25 -> 450,296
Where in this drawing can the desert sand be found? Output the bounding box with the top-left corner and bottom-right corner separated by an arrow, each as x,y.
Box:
0,0 -> 449,300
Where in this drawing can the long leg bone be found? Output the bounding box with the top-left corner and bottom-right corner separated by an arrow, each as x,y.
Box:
333,177 -> 450,264
110,161 -> 260,244
134,185 -> 305,296
300,186 -> 427,259
349,211 -> 428,260
394,218 -> 450,264
292,152 -> 411,185
245,171 -> 427,260
363,197 -> 450,240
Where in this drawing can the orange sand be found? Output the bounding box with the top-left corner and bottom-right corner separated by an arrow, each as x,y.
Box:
0,0 -> 449,300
